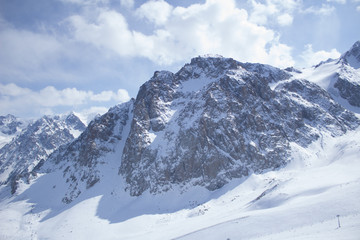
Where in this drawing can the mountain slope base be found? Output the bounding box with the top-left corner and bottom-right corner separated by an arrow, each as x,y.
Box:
0,127 -> 359,240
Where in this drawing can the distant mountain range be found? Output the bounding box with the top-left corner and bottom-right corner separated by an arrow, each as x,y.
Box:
0,113 -> 86,193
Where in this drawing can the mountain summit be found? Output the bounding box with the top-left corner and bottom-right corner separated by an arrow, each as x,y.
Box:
341,40 -> 360,69
296,41 -> 360,109
29,48 -> 360,203
0,114 -> 27,148
0,113 -> 86,193
119,56 -> 358,196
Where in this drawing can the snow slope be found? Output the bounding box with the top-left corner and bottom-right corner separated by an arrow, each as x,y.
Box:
291,41 -> 360,113
0,127 -> 359,240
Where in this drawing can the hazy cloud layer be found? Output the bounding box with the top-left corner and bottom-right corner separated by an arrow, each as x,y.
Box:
302,4 -> 336,15
249,0 -> 300,26
300,44 -> 341,67
0,83 -> 130,117
67,0 -> 295,67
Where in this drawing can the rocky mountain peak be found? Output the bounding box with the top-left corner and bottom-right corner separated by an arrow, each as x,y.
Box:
5,49 -> 359,202
0,114 -> 16,124
190,56 -> 239,72
175,56 -> 241,81
65,112 -> 87,131
41,100 -> 134,203
0,113 -> 86,193
0,114 -> 25,135
118,57 -> 359,196
341,40 -> 360,69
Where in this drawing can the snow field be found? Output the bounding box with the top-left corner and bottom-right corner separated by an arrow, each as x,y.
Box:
0,127 -> 359,239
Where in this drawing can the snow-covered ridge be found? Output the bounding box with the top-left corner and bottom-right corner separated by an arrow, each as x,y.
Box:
291,41 -> 360,110
0,113 -> 86,193
0,114 -> 28,148
340,40 -> 360,69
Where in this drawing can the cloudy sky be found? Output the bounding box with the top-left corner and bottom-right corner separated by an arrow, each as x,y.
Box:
0,0 -> 359,120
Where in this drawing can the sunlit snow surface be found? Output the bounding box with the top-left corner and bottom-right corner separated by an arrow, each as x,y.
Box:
292,60 -> 360,114
0,126 -> 359,239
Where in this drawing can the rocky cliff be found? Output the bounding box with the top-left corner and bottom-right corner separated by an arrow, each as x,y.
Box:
0,113 -> 86,193
119,56 -> 359,196
5,42 -> 360,203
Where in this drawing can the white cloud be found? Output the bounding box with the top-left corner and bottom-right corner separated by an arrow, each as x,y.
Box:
327,0 -> 346,3
249,0 -> 300,26
0,83 -> 130,117
249,0 -> 278,25
274,0 -> 300,9
74,106 -> 109,124
277,13 -> 293,26
68,10 -> 152,57
268,43 -> 294,67
135,0 -> 173,26
90,89 -> 130,102
67,0 -> 294,67
300,44 -> 341,67
303,4 -> 335,15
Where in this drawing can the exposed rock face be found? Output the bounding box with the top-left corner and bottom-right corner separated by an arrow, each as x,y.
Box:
329,41 -> 360,107
284,67 -> 302,74
0,113 -> 86,193
42,101 -> 134,203
0,114 -> 27,148
334,74 -> 360,107
302,41 -> 360,109
119,56 -> 359,196
0,114 -> 25,135
6,43 -> 359,203
341,40 -> 360,69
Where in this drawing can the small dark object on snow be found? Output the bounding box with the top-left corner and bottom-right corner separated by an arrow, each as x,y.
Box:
337,214 -> 341,228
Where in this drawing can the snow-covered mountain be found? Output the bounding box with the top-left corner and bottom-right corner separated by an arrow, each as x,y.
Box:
0,114 -> 27,148
0,41 -> 360,239
119,56 -> 358,196
21,55 -> 358,205
0,113 -> 86,194
294,40 -> 360,109
341,40 -> 360,69
41,102 -> 133,203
